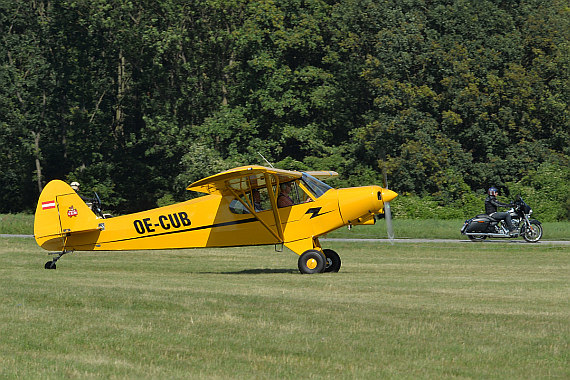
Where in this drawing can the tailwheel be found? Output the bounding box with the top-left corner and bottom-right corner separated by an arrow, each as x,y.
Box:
298,250 -> 326,274
44,250 -> 70,269
323,249 -> 341,273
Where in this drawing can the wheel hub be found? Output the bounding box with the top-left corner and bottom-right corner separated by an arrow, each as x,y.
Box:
306,258 -> 317,270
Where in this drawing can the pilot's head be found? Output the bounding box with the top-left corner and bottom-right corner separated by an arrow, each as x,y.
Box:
71,182 -> 80,191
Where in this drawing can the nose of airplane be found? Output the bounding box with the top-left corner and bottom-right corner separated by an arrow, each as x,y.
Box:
337,186 -> 397,224
381,188 -> 398,203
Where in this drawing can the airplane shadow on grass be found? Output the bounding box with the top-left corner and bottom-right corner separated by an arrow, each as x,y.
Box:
202,268 -> 298,275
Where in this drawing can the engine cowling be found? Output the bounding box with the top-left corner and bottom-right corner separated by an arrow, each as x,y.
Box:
337,186 -> 397,225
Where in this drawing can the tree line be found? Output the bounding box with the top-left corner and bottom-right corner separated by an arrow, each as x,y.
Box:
1,0 -> 568,220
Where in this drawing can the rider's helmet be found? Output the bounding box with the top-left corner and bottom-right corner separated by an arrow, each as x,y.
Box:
70,181 -> 80,191
488,187 -> 498,196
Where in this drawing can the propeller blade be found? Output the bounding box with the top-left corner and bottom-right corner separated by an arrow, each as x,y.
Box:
380,159 -> 396,241
384,201 -> 394,241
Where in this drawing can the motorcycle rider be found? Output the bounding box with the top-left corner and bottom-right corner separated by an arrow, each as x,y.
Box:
485,187 -> 517,236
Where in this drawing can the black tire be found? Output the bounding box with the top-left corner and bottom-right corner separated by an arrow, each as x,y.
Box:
523,221 -> 543,243
323,249 -> 341,273
45,261 -> 56,269
298,250 -> 326,274
468,235 -> 487,241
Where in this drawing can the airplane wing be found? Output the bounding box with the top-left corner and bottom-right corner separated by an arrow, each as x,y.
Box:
304,171 -> 338,180
187,165 -> 302,195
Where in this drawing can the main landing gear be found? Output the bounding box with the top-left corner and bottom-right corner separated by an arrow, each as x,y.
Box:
298,249 -> 341,274
44,250 -> 71,270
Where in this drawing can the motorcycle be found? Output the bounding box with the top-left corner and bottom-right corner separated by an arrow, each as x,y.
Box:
461,196 -> 543,242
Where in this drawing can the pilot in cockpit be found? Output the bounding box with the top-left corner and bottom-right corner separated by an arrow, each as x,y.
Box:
277,182 -> 294,208
252,189 -> 262,211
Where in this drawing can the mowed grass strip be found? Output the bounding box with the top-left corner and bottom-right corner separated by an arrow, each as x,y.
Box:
328,218 -> 570,240
1,238 -> 568,379
2,214 -> 569,240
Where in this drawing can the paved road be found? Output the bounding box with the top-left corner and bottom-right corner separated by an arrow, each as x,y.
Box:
3,235 -> 568,245
322,238 -> 570,245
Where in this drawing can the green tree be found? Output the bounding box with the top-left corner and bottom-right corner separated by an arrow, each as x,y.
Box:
0,0 -> 56,211
0,0 -> 568,216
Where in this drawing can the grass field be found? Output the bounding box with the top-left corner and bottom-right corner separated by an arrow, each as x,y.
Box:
1,237 -> 568,379
0,214 -> 34,235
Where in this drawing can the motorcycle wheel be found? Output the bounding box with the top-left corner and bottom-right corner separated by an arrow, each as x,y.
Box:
468,235 -> 487,241
523,221 -> 543,243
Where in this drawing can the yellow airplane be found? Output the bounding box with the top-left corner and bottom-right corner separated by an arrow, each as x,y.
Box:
34,165 -> 397,273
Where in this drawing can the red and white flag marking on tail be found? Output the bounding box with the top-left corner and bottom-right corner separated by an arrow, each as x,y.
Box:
42,201 -> 56,210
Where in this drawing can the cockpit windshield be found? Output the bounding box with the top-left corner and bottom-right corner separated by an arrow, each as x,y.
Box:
301,173 -> 332,198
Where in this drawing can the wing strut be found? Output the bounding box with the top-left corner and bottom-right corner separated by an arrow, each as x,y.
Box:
225,182 -> 283,243
264,173 -> 284,241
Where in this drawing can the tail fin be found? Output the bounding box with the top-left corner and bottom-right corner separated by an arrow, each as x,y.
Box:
34,180 -> 101,251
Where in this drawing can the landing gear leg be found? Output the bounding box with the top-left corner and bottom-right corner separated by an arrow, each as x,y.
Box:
44,250 -> 70,270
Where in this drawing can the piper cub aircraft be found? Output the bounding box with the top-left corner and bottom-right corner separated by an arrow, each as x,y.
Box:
34,166 -> 397,274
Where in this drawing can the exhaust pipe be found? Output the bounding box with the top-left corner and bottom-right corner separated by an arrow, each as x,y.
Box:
464,233 -> 510,238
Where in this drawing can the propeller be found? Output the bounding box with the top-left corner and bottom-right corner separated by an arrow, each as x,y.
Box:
381,161 -> 395,242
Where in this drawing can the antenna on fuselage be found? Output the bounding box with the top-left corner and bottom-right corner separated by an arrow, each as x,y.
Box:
258,152 -> 274,168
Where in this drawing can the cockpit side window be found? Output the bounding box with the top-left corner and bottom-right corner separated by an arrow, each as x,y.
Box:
292,181 -> 312,203
277,180 -> 314,208
229,187 -> 271,214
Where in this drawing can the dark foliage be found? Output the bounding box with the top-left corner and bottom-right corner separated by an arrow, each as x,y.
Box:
1,0 -> 568,219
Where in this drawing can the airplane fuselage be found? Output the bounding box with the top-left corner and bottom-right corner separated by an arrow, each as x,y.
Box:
34,167 -> 397,273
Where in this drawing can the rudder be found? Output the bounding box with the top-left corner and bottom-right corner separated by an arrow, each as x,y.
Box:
34,180 -> 100,251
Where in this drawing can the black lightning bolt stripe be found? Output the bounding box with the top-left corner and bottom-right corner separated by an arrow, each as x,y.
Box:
305,207 -> 333,219
98,217 -> 259,245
